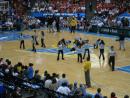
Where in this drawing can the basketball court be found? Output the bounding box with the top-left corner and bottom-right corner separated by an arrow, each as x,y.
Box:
0,29 -> 130,97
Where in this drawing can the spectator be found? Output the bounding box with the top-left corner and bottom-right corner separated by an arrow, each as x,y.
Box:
57,82 -> 71,95
119,32 -> 126,51
6,60 -> 12,68
27,63 -> 34,80
111,92 -> 117,98
79,84 -> 87,98
124,95 -> 129,98
0,58 -> 4,65
12,87 -> 22,98
43,70 -> 48,80
0,58 -> 130,98
55,74 -> 60,82
23,66 -> 28,79
16,62 -> 22,73
33,70 -> 41,81
12,69 -> 19,77
58,73 -> 69,87
56,17 -> 60,32
94,88 -> 103,98
44,74 -> 52,88
49,78 -> 58,91
95,94 -> 101,98
71,82 -> 78,95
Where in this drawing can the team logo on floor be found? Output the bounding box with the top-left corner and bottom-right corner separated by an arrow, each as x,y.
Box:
116,66 -> 130,73
27,45 -> 94,55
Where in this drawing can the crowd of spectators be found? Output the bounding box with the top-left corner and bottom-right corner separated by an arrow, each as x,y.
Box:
0,58 -> 130,98
27,0 -> 130,29
92,0 -> 129,27
31,0 -> 85,13
0,0 -> 129,32
0,0 -> 38,31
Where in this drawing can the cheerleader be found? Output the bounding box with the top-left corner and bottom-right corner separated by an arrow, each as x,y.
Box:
83,40 -> 90,60
99,40 -> 105,60
32,36 -> 36,52
108,46 -> 116,71
76,45 -> 83,63
19,33 -> 25,49
41,31 -> 46,48
57,39 -> 65,61
34,30 -> 39,45
94,39 -> 101,49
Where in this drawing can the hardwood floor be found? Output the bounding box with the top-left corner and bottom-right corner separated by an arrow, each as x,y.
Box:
0,29 -> 130,97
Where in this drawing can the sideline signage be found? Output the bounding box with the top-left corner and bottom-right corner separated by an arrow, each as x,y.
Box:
90,26 -> 130,37
31,12 -> 85,17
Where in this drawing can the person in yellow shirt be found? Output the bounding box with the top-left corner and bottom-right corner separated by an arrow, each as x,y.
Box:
16,62 -> 22,72
70,17 -> 77,33
83,57 -> 91,87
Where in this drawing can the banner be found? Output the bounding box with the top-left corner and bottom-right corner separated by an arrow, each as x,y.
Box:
31,12 -> 85,17
90,26 -> 130,37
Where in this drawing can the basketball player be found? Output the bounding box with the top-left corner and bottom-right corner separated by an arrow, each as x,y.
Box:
32,36 -> 36,52
41,31 -> 46,48
19,33 -> 25,49
99,40 -> 105,60
108,46 -> 116,71
57,40 -> 65,61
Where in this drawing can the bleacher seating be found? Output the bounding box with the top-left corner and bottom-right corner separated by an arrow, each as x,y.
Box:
0,58 -> 86,98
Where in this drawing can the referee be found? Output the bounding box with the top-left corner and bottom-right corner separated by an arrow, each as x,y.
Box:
108,46 -> 116,71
